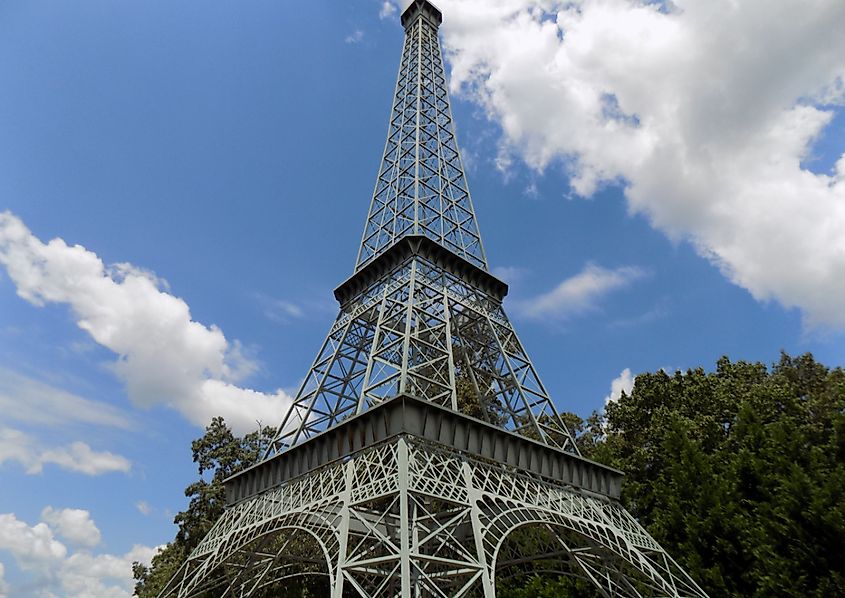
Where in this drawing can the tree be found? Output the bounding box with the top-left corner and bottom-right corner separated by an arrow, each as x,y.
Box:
133,418 -> 276,598
583,353 -> 845,597
454,364 -> 507,424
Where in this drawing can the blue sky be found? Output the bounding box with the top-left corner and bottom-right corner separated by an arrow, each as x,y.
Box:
1,0 -> 844,595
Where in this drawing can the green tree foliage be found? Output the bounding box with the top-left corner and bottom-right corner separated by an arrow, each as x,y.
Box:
133,418 -> 276,598
583,353 -> 845,597
454,364 -> 507,425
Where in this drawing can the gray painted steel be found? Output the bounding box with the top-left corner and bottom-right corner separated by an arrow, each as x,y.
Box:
225,395 -> 623,505
158,1 -> 709,596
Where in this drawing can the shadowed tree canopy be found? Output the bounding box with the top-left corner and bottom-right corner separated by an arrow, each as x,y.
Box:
584,352 -> 845,597
136,353 -> 845,597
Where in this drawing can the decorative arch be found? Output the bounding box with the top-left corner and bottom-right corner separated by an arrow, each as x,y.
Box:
483,504 -> 699,597
492,520 -> 601,593
219,523 -> 335,597
160,501 -> 342,598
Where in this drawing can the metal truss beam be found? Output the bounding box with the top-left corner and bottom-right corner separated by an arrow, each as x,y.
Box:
355,0 -> 486,272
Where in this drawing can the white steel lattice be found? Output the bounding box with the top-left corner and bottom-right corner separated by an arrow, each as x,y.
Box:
267,255 -> 578,455
159,1 -> 708,596
159,437 -> 708,598
356,2 -> 485,272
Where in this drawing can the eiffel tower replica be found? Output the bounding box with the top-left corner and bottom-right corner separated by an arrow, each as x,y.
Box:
160,2 -> 708,596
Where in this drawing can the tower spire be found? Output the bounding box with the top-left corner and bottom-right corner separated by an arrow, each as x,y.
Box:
400,0 -> 442,29
356,0 -> 487,271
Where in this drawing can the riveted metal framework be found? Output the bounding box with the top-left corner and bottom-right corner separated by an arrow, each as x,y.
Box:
356,0 -> 485,271
267,235 -> 578,456
158,1 -> 708,596
161,435 -> 705,598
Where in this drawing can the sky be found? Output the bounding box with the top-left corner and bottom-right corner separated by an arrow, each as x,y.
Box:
1,0 -> 844,595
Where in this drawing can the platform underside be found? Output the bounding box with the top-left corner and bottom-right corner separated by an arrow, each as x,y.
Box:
160,433 -> 706,598
227,395 -> 621,505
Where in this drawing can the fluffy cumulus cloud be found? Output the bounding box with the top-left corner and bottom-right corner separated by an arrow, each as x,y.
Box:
436,0 -> 845,328
0,510 -> 157,597
56,545 -> 157,598
604,367 -> 634,406
518,263 -> 645,319
0,213 -> 293,434
0,427 -> 130,476
40,508 -> 101,548
36,442 -> 131,476
0,513 -> 67,569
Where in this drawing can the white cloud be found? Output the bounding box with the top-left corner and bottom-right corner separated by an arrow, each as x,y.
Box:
0,368 -> 130,429
604,368 -> 634,406
38,442 -> 130,476
379,1 -> 397,20
41,508 -> 101,548
0,511 -> 157,597
0,427 -> 130,476
135,501 -> 152,516
0,427 -> 33,468
0,213 -> 293,434
438,0 -> 845,329
460,145 -> 479,173
345,29 -> 365,44
0,513 -> 67,569
518,263 -> 645,319
56,545 -> 157,598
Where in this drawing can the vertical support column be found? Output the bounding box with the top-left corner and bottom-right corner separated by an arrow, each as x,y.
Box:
399,261 -> 418,395
413,19 -> 422,235
462,461 -> 495,598
482,313 -> 579,454
359,284 -> 391,413
443,290 -> 458,411
397,437 -> 412,598
331,460 -> 355,598
432,14 -> 488,267
267,313 -> 353,453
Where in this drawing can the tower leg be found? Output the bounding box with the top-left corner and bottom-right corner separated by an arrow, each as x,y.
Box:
398,438 -> 412,598
332,459 -> 354,598
464,461 -> 496,598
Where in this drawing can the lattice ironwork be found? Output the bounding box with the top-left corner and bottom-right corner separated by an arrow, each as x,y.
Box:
161,437 -> 707,597
355,0 -> 485,271
268,249 -> 578,455
159,1 -> 708,596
